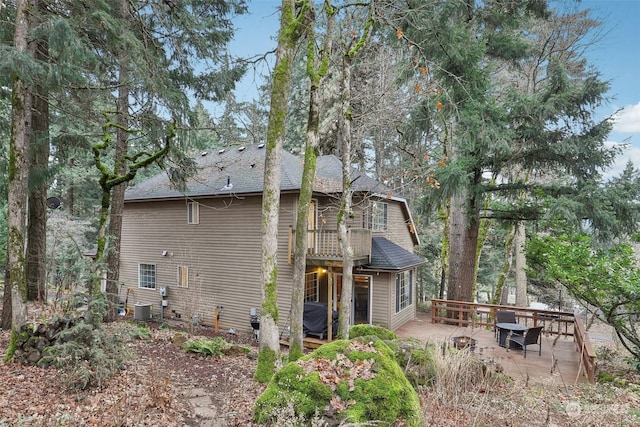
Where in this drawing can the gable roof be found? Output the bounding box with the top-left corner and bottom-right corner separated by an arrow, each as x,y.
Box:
124,143 -> 396,201
362,237 -> 427,271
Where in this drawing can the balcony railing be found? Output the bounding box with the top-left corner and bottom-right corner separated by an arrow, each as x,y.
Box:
289,228 -> 371,263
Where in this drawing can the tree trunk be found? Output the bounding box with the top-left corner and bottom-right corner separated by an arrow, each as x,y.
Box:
289,2 -> 327,359
26,16 -> 50,302
492,224 -> 516,305
255,0 -> 308,383
5,0 -> 31,345
446,187 -> 480,309
104,0 -> 131,321
1,257 -> 11,329
337,47 -> 355,340
514,220 -> 528,307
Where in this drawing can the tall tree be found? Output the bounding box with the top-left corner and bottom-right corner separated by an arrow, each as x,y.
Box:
336,3 -> 373,340
255,0 -> 310,383
392,1 -> 620,307
4,0 -> 31,342
26,0 -> 51,302
289,0 -> 333,360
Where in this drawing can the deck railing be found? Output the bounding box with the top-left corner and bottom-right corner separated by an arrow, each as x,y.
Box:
430,298 -> 596,382
573,316 -> 597,383
289,228 -> 371,261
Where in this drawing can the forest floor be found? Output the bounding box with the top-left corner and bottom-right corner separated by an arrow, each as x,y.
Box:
0,305 -> 640,426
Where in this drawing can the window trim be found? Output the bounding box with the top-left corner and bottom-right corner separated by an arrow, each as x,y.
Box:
138,263 -> 157,290
187,201 -> 199,224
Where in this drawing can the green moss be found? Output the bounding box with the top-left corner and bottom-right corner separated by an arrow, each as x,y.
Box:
349,324 -> 397,341
261,266 -> 279,323
254,338 -> 422,426
288,343 -> 304,362
4,328 -> 17,362
255,347 -> 278,383
255,363 -> 333,424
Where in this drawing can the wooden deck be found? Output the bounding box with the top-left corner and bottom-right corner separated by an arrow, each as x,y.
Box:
394,311 -> 590,385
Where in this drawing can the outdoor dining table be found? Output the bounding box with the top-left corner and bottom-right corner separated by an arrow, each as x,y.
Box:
496,322 -> 528,348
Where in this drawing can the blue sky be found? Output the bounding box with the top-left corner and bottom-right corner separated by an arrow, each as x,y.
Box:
229,0 -> 640,177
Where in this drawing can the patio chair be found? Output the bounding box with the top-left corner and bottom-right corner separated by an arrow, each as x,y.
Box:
509,326 -> 543,358
495,310 -> 518,338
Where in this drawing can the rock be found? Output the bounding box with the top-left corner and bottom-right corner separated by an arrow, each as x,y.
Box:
222,345 -> 249,356
26,350 -> 41,365
173,332 -> 188,349
254,338 -> 423,426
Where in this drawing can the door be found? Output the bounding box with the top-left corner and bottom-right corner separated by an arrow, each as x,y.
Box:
353,275 -> 371,324
330,273 -> 371,325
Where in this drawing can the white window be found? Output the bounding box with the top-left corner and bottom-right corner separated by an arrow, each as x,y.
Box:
305,272 -> 319,302
395,270 -> 413,313
177,266 -> 189,288
139,264 -> 156,289
187,201 -> 199,224
366,201 -> 388,232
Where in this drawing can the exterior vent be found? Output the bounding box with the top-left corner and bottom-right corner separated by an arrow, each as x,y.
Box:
257,143 -> 265,149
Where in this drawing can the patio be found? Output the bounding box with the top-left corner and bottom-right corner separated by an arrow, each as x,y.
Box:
394,311 -> 592,385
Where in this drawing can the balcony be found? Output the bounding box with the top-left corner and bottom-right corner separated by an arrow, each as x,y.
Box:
289,228 -> 372,266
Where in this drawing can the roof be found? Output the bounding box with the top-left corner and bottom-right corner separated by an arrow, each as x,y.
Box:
124,143 -> 397,201
362,237 -> 427,271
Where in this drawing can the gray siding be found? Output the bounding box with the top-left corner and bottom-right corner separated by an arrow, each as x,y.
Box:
120,194 -> 297,335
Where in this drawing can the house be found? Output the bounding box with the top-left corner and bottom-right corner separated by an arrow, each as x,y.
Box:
119,143 -> 426,336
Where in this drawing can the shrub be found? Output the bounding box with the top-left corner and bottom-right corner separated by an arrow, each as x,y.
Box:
40,295 -> 131,390
184,337 -> 229,356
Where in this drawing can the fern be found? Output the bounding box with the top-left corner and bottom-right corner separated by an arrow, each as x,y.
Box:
184,337 -> 229,356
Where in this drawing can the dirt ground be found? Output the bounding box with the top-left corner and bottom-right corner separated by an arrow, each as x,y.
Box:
0,315 -> 266,426
1,309 -> 640,426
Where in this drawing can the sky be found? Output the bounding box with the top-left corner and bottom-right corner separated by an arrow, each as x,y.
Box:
227,0 -> 640,178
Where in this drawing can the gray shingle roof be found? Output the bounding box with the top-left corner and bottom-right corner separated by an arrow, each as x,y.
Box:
125,143 -> 397,201
364,237 -> 426,271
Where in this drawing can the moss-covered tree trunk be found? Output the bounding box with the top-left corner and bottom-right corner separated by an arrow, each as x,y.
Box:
5,0 -> 31,354
26,8 -> 50,302
92,116 -> 172,295
104,0 -> 131,321
491,224 -> 516,305
336,9 -> 373,339
255,0 -> 309,382
290,1 -> 332,361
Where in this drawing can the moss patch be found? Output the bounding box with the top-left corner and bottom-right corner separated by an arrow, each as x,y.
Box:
254,338 -> 422,426
349,324 -> 398,341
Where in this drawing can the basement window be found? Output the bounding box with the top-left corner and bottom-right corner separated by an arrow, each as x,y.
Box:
139,264 -> 156,290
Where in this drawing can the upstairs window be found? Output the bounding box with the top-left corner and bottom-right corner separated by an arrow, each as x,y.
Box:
139,263 -> 156,289
366,201 -> 388,232
187,201 -> 199,224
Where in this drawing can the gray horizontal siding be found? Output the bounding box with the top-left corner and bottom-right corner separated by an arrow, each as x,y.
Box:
120,194 -> 296,335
